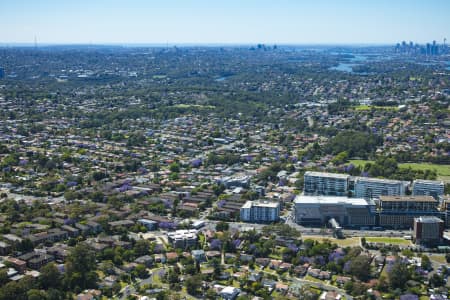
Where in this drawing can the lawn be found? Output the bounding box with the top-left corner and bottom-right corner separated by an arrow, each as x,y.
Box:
305,236 -> 361,247
349,159 -> 374,168
429,254 -> 447,264
354,105 -> 398,111
304,275 -> 325,283
399,162 -> 450,180
172,104 -> 215,109
365,237 -> 411,245
349,160 -> 450,181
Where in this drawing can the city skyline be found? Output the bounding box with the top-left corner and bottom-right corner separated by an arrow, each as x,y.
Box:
1,0 -> 449,45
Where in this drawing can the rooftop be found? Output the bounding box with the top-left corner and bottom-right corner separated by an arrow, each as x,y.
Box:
413,179 -> 444,185
294,195 -> 372,206
415,216 -> 444,223
242,200 -> 280,209
354,177 -> 403,184
380,195 -> 437,202
304,171 -> 349,179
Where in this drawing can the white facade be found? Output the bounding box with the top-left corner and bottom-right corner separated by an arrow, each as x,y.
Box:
240,200 -> 280,222
304,171 -> 349,196
412,179 -> 444,200
294,195 -> 375,226
354,177 -> 404,199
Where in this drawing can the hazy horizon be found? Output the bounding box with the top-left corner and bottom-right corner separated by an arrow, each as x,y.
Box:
1,0 -> 449,45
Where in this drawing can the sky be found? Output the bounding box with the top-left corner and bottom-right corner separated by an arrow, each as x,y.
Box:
0,0 -> 449,45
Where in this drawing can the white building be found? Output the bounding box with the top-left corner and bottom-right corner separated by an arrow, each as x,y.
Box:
219,286 -> 240,300
353,177 -> 404,200
240,200 -> 280,223
304,171 -> 349,196
412,179 -> 444,200
167,230 -> 198,249
294,195 -> 376,226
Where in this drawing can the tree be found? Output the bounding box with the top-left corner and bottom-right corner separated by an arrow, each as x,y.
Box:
39,263 -> 61,289
211,258 -> 222,279
429,274 -> 445,287
420,255 -> 432,270
185,275 -> 202,295
0,276 -> 37,300
348,255 -> 371,281
169,162 -> 180,173
388,262 -> 410,289
27,289 -> 48,300
331,151 -> 349,165
0,269 -> 8,286
212,184 -> 225,196
133,264 -> 148,279
65,244 -> 98,290
167,268 -> 180,285
134,239 -> 150,257
216,221 -> 229,232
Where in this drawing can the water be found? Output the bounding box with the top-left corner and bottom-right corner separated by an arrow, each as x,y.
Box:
329,63 -> 356,73
215,76 -> 227,82
329,54 -> 367,73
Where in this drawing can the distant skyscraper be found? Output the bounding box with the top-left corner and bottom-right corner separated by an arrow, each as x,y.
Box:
426,43 -> 431,55
0,67 -> 4,79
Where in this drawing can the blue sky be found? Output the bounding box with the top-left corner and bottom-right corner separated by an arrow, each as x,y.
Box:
0,0 -> 449,45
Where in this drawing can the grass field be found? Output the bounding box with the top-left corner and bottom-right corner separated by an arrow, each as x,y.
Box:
304,236 -> 361,247
364,237 -> 411,245
399,162 -> 450,180
354,105 -> 398,111
172,104 -> 215,109
350,160 -> 450,181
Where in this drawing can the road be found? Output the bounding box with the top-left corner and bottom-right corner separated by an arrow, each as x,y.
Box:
117,267 -> 166,300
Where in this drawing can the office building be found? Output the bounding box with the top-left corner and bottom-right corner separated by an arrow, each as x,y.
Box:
353,177 -> 404,200
0,67 -> 4,79
413,216 -> 444,246
412,179 -> 444,200
294,195 -> 376,227
240,200 -> 280,222
304,171 -> 349,196
379,196 -> 440,228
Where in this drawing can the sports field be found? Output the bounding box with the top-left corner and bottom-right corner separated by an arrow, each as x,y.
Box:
364,237 -> 411,245
349,160 -> 450,181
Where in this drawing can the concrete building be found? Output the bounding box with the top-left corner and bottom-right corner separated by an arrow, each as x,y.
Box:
353,177 -> 404,200
294,195 -> 376,227
412,179 -> 444,200
220,175 -> 251,189
0,241 -> 11,255
444,198 -> 450,228
240,200 -> 280,223
413,216 -> 444,246
379,196 -> 440,229
167,229 -> 197,249
304,171 -> 349,196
